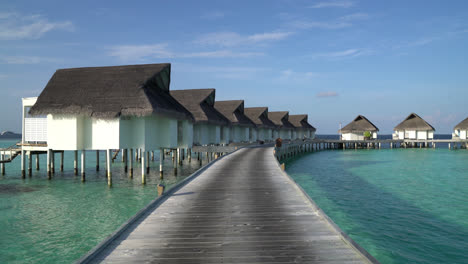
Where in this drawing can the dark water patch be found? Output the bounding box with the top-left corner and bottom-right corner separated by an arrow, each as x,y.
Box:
0,184 -> 39,194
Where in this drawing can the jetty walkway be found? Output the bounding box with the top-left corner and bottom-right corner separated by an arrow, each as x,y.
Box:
81,146 -> 377,263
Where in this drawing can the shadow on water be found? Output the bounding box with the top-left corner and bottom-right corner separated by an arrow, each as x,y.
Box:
285,150 -> 468,264
0,184 -> 39,194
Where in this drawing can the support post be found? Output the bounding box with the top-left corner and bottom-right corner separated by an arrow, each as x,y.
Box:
178,148 -> 182,165
81,150 -> 86,182
188,148 -> 191,163
47,149 -> 51,179
60,152 -> 64,172
146,151 -> 150,173
96,150 -> 100,171
129,149 -> 133,178
107,149 -> 112,186
174,149 -> 178,175
36,154 -> 40,170
121,149 -> 125,162
141,150 -> 146,184
124,149 -> 128,172
159,148 -> 163,179
28,152 -> 32,176
151,151 -> 154,161
51,151 -> 55,174
21,150 -> 26,178
74,150 -> 78,175
449,143 -> 451,150
0,154 -> 4,175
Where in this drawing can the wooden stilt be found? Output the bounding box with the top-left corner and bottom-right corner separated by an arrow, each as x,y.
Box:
129,149 -> 133,178
96,150 -> 100,171
146,151 -> 150,174
159,148 -> 163,179
47,149 -> 51,179
81,150 -> 86,182
28,152 -> 32,176
151,151 -> 154,161
178,148 -> 182,165
36,154 -> 40,170
0,154 -> 4,175
74,150 -> 78,175
174,150 -> 178,175
188,148 -> 191,163
107,149 -> 112,186
121,149 -> 125,162
142,150 -> 146,184
21,150 -> 26,178
60,152 -> 64,172
124,149 -> 128,172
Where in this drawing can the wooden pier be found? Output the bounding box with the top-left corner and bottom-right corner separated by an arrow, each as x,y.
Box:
78,146 -> 377,264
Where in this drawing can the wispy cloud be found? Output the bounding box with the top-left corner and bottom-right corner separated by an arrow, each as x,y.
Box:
0,12 -> 73,40
201,11 -> 225,20
309,1 -> 354,9
177,64 -> 269,79
0,74 -> 7,79
311,48 -> 372,59
339,12 -> 369,21
291,20 -> 351,29
316,91 -> 339,98
393,37 -> 438,49
194,31 -> 293,47
280,69 -> 320,81
0,56 -> 60,64
108,43 -> 264,61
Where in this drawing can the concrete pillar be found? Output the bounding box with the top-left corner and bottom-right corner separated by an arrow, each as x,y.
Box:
129,149 -> 133,178
28,152 -> 32,176
159,148 -> 163,179
107,149 -> 112,186
174,150 -> 178,175
36,154 -> 40,170
151,151 -> 154,161
124,149 -> 128,172
379,143 -> 381,149
74,150 -> 78,175
60,152 -> 64,172
199,152 -> 202,166
178,148 -> 182,165
96,150 -> 100,171
21,150 -> 26,178
146,151 -> 150,173
121,149 -> 125,162
81,150 -> 86,182
188,148 -> 191,163
51,151 -> 55,174
47,149 -> 51,179
449,143 -> 451,150
141,150 -> 146,184
1,153 -> 4,175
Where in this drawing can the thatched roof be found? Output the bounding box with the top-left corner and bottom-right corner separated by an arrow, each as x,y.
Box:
244,107 -> 277,129
170,89 -> 230,125
213,100 -> 255,127
268,111 -> 295,129
454,117 -> 468,130
394,113 -> 435,131
289,114 -> 316,131
339,115 -> 378,133
29,63 -> 193,120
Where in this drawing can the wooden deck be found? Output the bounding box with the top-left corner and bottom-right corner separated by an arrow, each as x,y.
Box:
79,146 -> 377,264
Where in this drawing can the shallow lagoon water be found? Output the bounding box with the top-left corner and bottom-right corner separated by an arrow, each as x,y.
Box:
285,148 -> 468,264
0,139 -> 202,263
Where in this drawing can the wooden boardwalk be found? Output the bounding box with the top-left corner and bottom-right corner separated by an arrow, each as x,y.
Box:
82,146 -> 377,264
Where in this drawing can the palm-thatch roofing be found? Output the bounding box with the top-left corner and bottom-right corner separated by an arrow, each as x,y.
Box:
244,107 -> 277,129
268,111 -> 295,129
339,115 -> 378,133
213,100 -> 255,127
170,89 -> 230,125
394,113 -> 435,131
29,63 -> 193,120
289,114 -> 316,132
454,117 -> 468,130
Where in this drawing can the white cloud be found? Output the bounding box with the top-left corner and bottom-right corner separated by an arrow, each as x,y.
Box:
194,31 -> 293,47
0,12 -> 73,40
340,13 -> 369,21
108,44 -> 264,61
291,20 -> 351,29
316,91 -> 338,98
280,69 -> 320,81
311,48 -> 372,59
309,1 -> 354,9
201,11 -> 225,20
0,74 -> 7,79
0,56 -> 60,64
177,64 -> 269,79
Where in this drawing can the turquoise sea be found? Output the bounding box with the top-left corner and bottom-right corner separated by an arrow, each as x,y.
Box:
0,139 -> 202,263
285,147 -> 468,264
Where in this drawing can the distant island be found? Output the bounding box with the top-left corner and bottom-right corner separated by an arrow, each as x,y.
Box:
0,131 -> 22,139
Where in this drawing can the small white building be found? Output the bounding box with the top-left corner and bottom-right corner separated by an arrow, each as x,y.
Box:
393,113 -> 435,140
289,115 -> 316,140
269,111 -> 294,140
340,115 -> 378,140
214,100 -> 255,143
170,89 -> 230,146
244,107 -> 277,142
453,117 -> 468,140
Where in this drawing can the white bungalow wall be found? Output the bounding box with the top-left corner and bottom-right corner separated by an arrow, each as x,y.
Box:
279,129 -> 291,140
394,130 -> 434,140
249,127 -> 257,142
193,124 -> 220,145
219,125 -> 230,145
455,129 -> 467,139
342,133 -> 364,141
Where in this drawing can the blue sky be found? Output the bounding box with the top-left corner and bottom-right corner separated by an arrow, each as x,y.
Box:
1,0 -> 467,133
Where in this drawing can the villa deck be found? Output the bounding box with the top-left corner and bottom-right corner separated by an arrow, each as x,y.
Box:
79,146 -> 376,264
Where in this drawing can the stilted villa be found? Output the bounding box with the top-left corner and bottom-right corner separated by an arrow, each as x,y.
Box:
453,117 -> 468,140
393,113 -> 435,140
170,89 -> 230,146
27,63 -> 194,183
340,115 -> 378,140
269,111 -> 295,140
244,107 -> 277,142
214,100 -> 256,144
289,114 -> 316,140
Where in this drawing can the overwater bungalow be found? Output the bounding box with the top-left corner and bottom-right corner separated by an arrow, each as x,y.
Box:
340,115 -> 378,140
244,107 -> 277,142
393,113 -> 435,140
170,89 -> 230,146
27,63 -> 194,181
289,114 -> 317,140
269,111 -> 295,140
453,117 -> 468,140
214,100 -> 256,144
